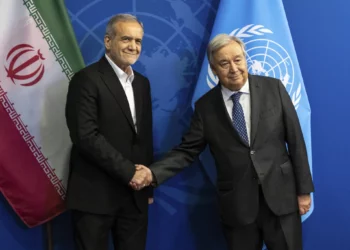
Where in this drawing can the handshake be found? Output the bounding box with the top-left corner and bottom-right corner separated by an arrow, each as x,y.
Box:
129,164 -> 153,190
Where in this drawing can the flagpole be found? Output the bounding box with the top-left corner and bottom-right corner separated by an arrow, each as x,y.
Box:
46,221 -> 53,250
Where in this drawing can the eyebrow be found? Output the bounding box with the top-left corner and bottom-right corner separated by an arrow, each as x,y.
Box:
120,36 -> 142,41
219,55 -> 243,62
121,36 -> 142,40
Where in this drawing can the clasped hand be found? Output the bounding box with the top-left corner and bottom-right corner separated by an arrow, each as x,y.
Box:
129,164 -> 152,190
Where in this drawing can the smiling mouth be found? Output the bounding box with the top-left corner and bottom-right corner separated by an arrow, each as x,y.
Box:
229,74 -> 241,79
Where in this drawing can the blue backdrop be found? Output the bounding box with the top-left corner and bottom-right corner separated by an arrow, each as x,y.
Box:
0,0 -> 349,249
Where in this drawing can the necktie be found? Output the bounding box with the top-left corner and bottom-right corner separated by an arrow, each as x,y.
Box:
231,92 -> 249,146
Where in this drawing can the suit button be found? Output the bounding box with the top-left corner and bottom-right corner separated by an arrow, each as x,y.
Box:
250,150 -> 255,155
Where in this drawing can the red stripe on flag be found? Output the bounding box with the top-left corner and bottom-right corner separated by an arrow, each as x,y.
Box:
0,92 -> 65,227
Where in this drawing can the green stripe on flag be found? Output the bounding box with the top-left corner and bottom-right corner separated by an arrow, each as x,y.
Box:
25,0 -> 85,76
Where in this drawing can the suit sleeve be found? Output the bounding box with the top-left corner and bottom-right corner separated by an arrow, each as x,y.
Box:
144,79 -> 154,197
150,105 -> 207,185
278,80 -> 314,194
65,71 -> 135,185
144,79 -> 154,165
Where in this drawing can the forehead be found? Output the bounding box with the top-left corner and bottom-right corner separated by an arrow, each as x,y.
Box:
213,41 -> 244,60
114,21 -> 144,38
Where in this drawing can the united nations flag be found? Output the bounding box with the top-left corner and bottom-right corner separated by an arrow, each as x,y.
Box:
193,0 -> 314,222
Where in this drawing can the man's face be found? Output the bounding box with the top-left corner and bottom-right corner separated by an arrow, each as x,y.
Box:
211,41 -> 248,91
104,21 -> 143,71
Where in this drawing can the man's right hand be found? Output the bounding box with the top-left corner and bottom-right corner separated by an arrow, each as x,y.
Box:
129,165 -> 153,190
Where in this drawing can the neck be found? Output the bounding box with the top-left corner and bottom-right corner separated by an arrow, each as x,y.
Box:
118,64 -> 129,73
230,87 -> 242,91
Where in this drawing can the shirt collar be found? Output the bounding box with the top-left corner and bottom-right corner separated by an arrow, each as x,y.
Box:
105,54 -> 134,83
221,78 -> 250,102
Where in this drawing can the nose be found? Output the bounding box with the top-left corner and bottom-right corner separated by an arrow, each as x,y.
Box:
128,40 -> 136,50
229,61 -> 238,72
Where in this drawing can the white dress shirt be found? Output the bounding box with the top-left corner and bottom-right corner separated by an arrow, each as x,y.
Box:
105,54 -> 137,131
221,80 -> 251,144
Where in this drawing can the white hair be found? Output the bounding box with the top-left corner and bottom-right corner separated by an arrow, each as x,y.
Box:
207,34 -> 246,64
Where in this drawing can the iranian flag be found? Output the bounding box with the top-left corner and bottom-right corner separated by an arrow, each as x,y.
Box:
0,0 -> 84,227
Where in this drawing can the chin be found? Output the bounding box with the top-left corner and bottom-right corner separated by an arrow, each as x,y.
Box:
127,58 -> 139,64
127,60 -> 137,65
226,82 -> 244,90
228,80 -> 242,86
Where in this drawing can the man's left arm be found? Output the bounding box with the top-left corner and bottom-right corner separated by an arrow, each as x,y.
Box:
278,81 -> 314,214
144,79 -> 154,202
278,80 -> 314,194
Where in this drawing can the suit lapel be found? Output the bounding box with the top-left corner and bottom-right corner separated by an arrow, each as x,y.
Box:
98,57 -> 136,133
132,76 -> 143,133
249,74 -> 261,146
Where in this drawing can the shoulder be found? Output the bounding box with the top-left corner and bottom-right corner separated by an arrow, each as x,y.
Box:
133,70 -> 151,93
250,74 -> 281,87
133,70 -> 149,83
249,74 -> 283,95
250,74 -> 278,84
69,61 -> 101,92
72,61 -> 99,81
194,86 -> 220,110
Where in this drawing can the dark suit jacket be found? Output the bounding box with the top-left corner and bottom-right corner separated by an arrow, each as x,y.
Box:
65,56 -> 153,214
151,74 -> 314,227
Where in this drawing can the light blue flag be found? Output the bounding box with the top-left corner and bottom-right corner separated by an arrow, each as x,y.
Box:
192,0 -> 314,222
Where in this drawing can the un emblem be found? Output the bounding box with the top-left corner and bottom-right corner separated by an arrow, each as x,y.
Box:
207,24 -> 302,110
